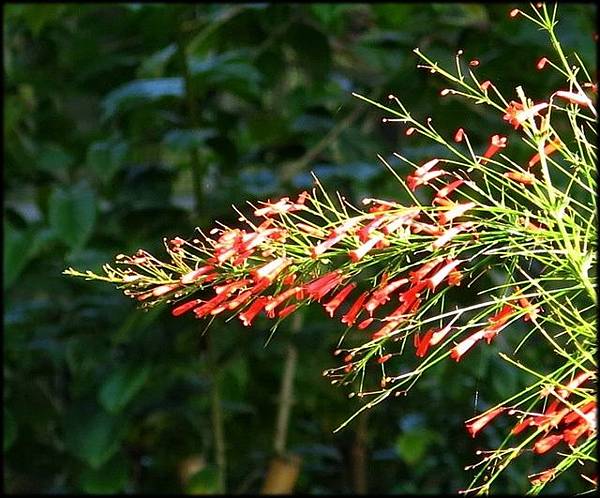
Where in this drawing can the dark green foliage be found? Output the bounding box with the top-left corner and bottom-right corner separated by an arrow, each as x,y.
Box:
4,3 -> 595,493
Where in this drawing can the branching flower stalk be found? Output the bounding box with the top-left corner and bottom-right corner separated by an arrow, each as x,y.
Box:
65,4 -> 596,494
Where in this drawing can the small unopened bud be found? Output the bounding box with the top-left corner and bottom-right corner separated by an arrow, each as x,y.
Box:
536,57 -> 549,70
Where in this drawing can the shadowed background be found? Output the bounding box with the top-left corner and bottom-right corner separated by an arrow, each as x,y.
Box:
4,3 -> 595,493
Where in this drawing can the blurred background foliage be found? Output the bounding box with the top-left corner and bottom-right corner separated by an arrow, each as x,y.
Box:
4,3 -> 595,494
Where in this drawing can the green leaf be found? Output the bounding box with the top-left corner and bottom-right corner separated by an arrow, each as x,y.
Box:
102,77 -> 184,119
137,43 -> 177,78
99,363 -> 151,414
79,453 -> 129,493
3,221 -> 37,289
64,406 -> 123,469
162,128 -> 216,151
287,23 -> 331,80
85,138 -> 128,184
36,143 -> 74,180
48,182 -> 96,251
4,408 -> 17,451
185,465 -> 220,494
395,428 -> 440,466
189,51 -> 263,99
15,4 -> 68,36
432,4 -> 489,28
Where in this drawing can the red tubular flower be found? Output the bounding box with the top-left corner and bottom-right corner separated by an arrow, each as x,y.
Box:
517,294 -> 540,321
465,407 -> 506,437
409,258 -> 443,283
481,320 -> 511,344
371,319 -> 402,340
415,328 -> 435,357
241,228 -> 285,251
503,101 -> 524,129
172,299 -> 203,317
414,158 -> 441,176
357,215 -> 388,241
295,190 -> 310,205
399,279 -> 428,305
193,292 -> 231,318
251,257 -> 291,283
305,271 -> 343,302
533,434 -> 563,454
436,179 -> 465,199
489,303 -> 516,325
232,249 -> 255,266
332,217 -> 362,237
181,265 -> 216,284
282,273 -> 296,286
438,202 -> 475,225
503,101 -> 548,130
431,222 -> 473,250
427,259 -> 462,291
529,468 -> 556,486
450,329 -> 487,361
454,127 -> 465,142
254,197 -> 303,217
152,283 -> 181,297
410,221 -> 444,236
356,215 -> 388,242
481,134 -> 507,163
554,90 -> 594,109
381,208 -> 421,234
512,416 -> 535,435
310,232 -> 346,258
323,283 -> 357,317
216,247 -> 238,264
562,401 -> 596,425
358,317 -> 374,329
298,223 -> 321,235
348,235 -> 383,262
562,419 -> 590,446
429,323 -> 453,346
341,291 -> 368,327
264,287 -> 300,314
536,57 -> 549,70
215,279 -> 251,295
365,277 -> 408,314
480,80 -> 493,91
407,169 -> 448,191
448,270 -> 462,287
557,371 -> 593,398
278,303 -> 298,319
546,407 -> 570,428
239,296 -> 269,326
504,171 -> 535,185
528,138 -> 562,167
377,354 -> 392,364
389,284 -> 425,319
226,289 -> 253,310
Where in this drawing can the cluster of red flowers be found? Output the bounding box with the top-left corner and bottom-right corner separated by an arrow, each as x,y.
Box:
449,288 -> 540,362
121,161 -> 480,342
464,370 -> 596,485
